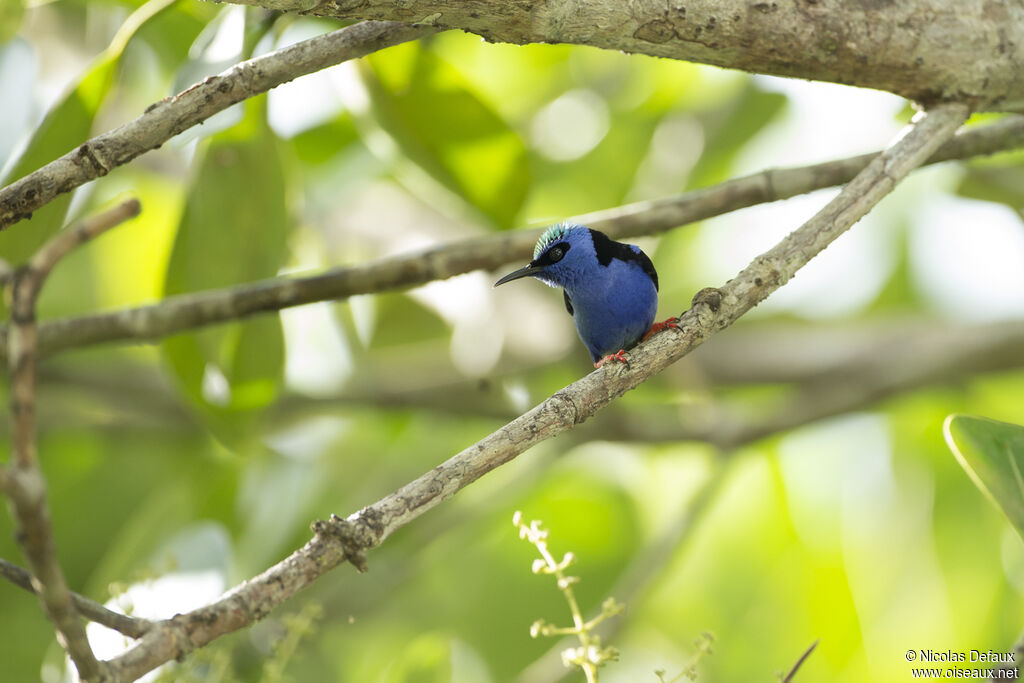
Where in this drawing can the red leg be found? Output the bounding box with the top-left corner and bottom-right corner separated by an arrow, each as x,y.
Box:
641,316 -> 680,342
594,349 -> 629,369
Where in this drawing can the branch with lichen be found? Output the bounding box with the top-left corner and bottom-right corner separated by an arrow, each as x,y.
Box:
514,512 -> 623,682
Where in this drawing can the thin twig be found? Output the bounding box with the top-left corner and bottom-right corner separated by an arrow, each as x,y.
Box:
0,21 -> 437,230
0,558 -> 154,639
0,114 -> 1019,359
782,639 -> 820,682
515,513 -> 622,682
100,103 -> 969,683
516,464 -> 731,683
5,199 -> 141,682
31,199 -> 142,281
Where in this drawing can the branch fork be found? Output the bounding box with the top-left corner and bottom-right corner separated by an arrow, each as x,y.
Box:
3,199 -> 142,682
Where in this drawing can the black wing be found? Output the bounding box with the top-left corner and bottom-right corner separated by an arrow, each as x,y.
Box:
588,228 -> 659,291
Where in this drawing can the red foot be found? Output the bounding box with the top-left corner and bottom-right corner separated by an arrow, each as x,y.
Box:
641,316 -> 680,342
594,350 -> 629,369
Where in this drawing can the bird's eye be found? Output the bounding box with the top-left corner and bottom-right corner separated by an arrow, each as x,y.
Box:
548,246 -> 565,262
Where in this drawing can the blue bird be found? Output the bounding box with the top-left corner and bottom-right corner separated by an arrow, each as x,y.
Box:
494,223 -> 678,368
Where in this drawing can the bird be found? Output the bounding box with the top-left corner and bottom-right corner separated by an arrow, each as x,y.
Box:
494,223 -> 678,368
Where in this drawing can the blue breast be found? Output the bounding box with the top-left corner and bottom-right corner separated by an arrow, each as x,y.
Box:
564,256 -> 658,363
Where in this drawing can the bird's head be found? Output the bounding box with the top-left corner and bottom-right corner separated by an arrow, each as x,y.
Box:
493,223 -> 591,290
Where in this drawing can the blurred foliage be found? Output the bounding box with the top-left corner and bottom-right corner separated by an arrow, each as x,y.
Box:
0,3 -> 1023,683
945,415 -> 1024,540
163,96 -> 289,442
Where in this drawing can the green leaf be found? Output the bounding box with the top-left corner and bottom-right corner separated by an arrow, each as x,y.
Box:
943,414 -> 1024,539
0,0 -> 24,44
385,634 -> 452,683
0,0 -> 180,265
0,54 -> 117,264
956,165 -> 1024,216
688,83 -> 788,188
291,113 -> 359,166
363,42 -> 530,229
162,98 -> 290,432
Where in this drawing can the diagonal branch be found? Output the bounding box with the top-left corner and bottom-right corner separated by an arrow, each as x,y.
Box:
100,102 -> 969,683
322,102 -> 969,548
0,558 -> 154,639
0,21 -> 437,231
3,199 -> 141,682
782,640 -> 820,683
1,113 -> 1020,360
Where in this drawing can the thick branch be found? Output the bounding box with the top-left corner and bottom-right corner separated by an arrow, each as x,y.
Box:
4,200 -> 141,682
102,103 -> 968,683
225,0 -> 1024,110
2,114 -> 1019,360
0,558 -> 154,639
0,21 -> 436,231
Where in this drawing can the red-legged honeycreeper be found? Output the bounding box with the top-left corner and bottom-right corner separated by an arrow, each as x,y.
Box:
494,223 -> 678,368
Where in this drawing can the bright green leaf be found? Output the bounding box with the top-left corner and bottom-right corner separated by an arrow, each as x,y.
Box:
0,54 -> 117,264
363,43 -> 530,229
944,414 -> 1024,540
688,83 -> 788,188
385,633 -> 452,683
957,165 -> 1024,216
163,98 -> 290,428
291,113 -> 359,166
0,0 -> 179,265
0,0 -> 24,44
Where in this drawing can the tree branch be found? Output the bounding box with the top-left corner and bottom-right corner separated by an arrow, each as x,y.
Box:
100,103 -> 969,683
0,21 -> 436,231
2,113 -> 1019,360
0,558 -> 154,639
221,0 -> 1024,109
3,199 -> 141,682
782,640 -> 820,683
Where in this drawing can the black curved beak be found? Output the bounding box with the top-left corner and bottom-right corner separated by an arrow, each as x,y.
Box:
493,263 -> 542,288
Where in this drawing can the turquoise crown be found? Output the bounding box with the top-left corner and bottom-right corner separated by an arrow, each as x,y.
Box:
533,222 -> 574,260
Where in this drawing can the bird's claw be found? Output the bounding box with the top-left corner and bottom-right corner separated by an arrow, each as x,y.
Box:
594,350 -> 629,369
641,316 -> 680,342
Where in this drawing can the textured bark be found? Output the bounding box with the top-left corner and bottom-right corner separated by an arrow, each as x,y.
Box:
225,0 -> 1024,110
